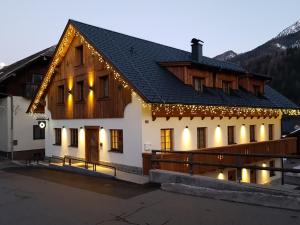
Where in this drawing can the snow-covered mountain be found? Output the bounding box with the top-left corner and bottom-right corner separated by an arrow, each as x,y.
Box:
214,19 -> 300,62
276,20 -> 300,38
214,50 -> 238,61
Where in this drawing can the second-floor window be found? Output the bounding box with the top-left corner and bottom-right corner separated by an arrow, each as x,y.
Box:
54,128 -> 61,145
58,85 -> 65,104
222,81 -> 232,94
75,45 -> 84,66
99,75 -> 109,98
161,129 -> 173,151
268,124 -> 274,141
197,127 -> 207,149
193,77 -> 204,93
76,81 -> 84,101
227,126 -> 235,145
250,125 -> 256,142
32,74 -> 43,84
70,128 -> 78,147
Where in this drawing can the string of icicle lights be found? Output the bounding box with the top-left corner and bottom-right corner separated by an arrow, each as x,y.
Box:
29,24 -> 300,118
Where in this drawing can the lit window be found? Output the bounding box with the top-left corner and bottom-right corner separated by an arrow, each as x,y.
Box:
75,45 -> 84,66
70,128 -> 78,147
57,85 -> 65,104
250,125 -> 256,142
227,126 -> 235,145
197,127 -> 207,149
222,81 -> 232,94
110,129 -> 123,152
54,128 -> 61,145
193,77 -> 204,93
161,129 -> 173,151
99,75 -> 109,98
33,125 -> 45,140
268,124 -> 274,141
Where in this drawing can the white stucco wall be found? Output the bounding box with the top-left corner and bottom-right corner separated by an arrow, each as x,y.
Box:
141,106 -> 281,151
45,95 -> 143,167
0,96 -> 45,152
0,97 -> 9,151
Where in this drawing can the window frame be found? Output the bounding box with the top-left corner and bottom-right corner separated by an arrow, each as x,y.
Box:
222,80 -> 232,94
249,125 -> 256,142
253,85 -> 261,96
75,45 -> 84,66
197,127 -> 207,149
193,77 -> 205,93
69,128 -> 78,147
57,85 -> 65,104
227,126 -> 235,145
110,129 -> 123,153
54,128 -> 62,146
99,75 -> 109,99
268,124 -> 274,141
33,125 -> 45,140
160,128 -> 174,151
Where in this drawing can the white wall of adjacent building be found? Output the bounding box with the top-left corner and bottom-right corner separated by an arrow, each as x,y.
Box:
0,96 -> 45,153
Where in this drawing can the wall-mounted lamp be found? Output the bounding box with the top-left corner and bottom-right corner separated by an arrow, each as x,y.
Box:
217,125 -> 220,127
68,89 -> 72,95
242,124 -> 245,126
80,127 -> 83,129
100,126 -> 104,130
185,125 -> 188,129
89,86 -> 93,91
62,126 -> 65,128
262,123 -> 265,125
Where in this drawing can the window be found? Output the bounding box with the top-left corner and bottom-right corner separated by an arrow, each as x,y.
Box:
69,129 -> 78,147
76,81 -> 84,101
32,74 -> 43,84
99,76 -> 109,98
54,128 -> 61,145
75,45 -> 84,66
250,125 -> 256,142
161,129 -> 173,151
57,85 -> 65,104
269,160 -> 275,177
253,85 -> 261,96
227,126 -> 235,145
197,127 -> 207,149
222,81 -> 232,94
33,125 -> 45,140
193,77 -> 204,93
268,124 -> 274,141
110,129 -> 123,152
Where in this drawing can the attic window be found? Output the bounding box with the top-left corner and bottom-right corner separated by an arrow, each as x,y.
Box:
193,77 -> 204,93
75,45 -> 84,66
253,85 -> 261,96
222,81 -> 232,94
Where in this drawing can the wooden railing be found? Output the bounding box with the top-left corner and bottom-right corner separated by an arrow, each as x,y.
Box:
142,137 -> 298,175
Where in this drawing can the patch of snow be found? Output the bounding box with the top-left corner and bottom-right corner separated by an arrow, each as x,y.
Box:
0,62 -> 5,69
291,40 -> 300,49
274,43 -> 287,50
277,20 -> 300,38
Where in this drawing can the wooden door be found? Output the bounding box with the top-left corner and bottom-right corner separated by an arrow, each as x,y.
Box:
250,169 -> 256,183
85,127 -> 99,162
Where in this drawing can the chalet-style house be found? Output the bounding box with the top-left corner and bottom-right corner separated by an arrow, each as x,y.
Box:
0,46 -> 54,159
28,20 -> 300,184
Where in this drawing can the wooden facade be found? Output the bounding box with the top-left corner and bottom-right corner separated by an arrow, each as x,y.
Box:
47,35 -> 132,119
160,62 -> 265,94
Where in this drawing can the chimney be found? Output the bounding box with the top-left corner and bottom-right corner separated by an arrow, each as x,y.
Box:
191,38 -> 203,62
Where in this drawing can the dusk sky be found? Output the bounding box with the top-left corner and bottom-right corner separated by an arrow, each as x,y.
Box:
1,0 -> 300,65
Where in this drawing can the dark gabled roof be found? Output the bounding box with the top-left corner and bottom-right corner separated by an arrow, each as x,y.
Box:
70,20 -> 299,109
0,46 -> 55,83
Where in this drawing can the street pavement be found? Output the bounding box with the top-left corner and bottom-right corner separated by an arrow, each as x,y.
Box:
0,163 -> 300,225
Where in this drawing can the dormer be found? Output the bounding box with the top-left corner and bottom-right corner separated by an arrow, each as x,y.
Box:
239,73 -> 271,96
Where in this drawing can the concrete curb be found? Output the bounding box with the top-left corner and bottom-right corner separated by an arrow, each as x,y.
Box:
162,183 -> 300,211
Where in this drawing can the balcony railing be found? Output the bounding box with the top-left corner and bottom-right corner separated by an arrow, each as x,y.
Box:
142,137 -> 298,175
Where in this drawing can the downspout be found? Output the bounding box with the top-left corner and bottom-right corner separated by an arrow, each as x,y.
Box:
10,95 -> 14,160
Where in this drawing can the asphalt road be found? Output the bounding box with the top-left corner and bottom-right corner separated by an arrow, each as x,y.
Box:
0,164 -> 300,225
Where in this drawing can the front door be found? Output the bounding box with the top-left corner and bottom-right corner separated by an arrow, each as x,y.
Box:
85,127 -> 99,162
250,169 -> 257,183
228,169 -> 237,181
